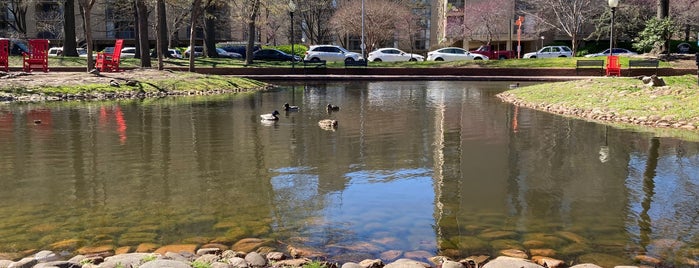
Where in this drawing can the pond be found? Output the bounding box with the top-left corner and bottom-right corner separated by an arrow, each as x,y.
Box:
0,81 -> 697,266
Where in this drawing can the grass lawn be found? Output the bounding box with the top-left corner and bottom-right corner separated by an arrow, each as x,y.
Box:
4,55 -> 683,69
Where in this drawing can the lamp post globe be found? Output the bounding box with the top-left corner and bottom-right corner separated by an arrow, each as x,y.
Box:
608,0 -> 619,56
288,0 -> 296,69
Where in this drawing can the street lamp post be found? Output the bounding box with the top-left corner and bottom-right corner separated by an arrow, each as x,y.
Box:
608,0 -> 619,56
288,0 -> 296,70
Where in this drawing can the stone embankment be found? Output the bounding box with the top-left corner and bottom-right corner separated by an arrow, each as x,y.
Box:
0,238 -> 667,268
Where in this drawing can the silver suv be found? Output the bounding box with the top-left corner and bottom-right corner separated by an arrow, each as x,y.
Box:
304,45 -> 363,62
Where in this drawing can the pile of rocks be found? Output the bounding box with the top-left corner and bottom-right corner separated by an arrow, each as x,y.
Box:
0,246 -> 629,268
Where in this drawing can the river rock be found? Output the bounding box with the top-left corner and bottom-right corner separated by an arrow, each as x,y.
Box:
140,259 -> 191,268
211,262 -> 233,268
196,254 -> 220,264
384,258 -> 431,268
164,252 -> 190,262
529,248 -> 556,257
499,249 -> 528,259
380,250 -> 403,261
233,239 -> 272,253
227,257 -> 248,268
341,262 -> 364,268
633,255 -> 661,265
33,260 -> 81,268
244,252 -> 267,267
34,250 -> 59,262
198,248 -> 223,256
8,257 -> 37,268
358,259 -> 383,268
481,256 -> 543,268
531,256 -> 565,268
577,253 -> 630,268
569,264 -> 603,268
441,260 -> 464,268
101,253 -> 152,268
154,244 -> 197,255
272,258 -> 311,267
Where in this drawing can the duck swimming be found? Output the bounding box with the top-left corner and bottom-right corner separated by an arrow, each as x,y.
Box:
327,104 -> 340,111
283,103 -> 299,111
260,110 -> 280,121
318,119 -> 338,130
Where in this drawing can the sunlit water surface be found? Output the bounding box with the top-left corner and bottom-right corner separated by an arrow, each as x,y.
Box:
0,81 -> 697,266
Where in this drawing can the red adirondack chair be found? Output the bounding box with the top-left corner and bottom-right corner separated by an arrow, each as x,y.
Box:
22,39 -> 50,73
606,55 -> 621,77
95,39 -> 124,72
0,39 -> 9,72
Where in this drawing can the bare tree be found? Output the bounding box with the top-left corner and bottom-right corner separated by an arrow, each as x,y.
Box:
670,0 -> 698,41
520,0 -> 605,54
463,0 -> 513,44
1,0 -> 29,37
77,0 -> 97,71
330,0 -> 412,53
297,0 -> 334,44
165,0 -> 191,48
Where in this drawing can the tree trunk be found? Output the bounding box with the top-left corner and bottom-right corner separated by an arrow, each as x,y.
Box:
657,0 -> 670,54
63,0 -> 79,56
188,0 -> 202,72
244,0 -> 260,65
156,0 -> 166,69
136,0 -> 151,67
80,1 -> 95,71
204,4 -> 218,57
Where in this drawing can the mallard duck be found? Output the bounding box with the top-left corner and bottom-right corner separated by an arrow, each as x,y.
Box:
260,110 -> 280,121
327,104 -> 340,111
318,119 -> 338,129
283,103 -> 299,111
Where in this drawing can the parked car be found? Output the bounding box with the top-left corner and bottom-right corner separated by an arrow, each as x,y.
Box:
219,45 -> 261,58
253,48 -> 301,61
584,48 -> 638,57
216,48 -> 242,59
120,47 -> 137,58
150,49 -> 183,59
184,46 -> 204,57
367,48 -> 424,62
1,38 -> 29,55
523,46 -> 573,58
48,47 -> 63,57
304,45 -> 363,62
469,45 -> 516,60
426,47 -> 489,61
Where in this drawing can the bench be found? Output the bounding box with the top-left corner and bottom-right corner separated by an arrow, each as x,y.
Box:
576,60 -> 605,75
344,60 -> 367,68
303,60 -> 326,68
628,59 -> 659,75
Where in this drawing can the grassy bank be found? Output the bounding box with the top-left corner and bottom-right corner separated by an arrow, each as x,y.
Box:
499,74 -> 699,138
0,70 -> 270,98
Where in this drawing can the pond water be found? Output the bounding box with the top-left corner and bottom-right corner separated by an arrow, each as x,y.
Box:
0,81 -> 697,266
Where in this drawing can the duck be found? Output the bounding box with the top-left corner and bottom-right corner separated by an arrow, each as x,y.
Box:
327,104 -> 340,111
260,110 -> 280,121
109,79 -> 120,87
509,83 -> 520,89
283,103 -> 299,111
318,119 -> 338,130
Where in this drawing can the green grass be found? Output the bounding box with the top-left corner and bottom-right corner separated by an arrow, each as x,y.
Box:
505,74 -> 699,122
4,55 -> 678,69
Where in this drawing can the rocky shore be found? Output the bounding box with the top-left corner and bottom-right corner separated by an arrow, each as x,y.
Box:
0,238 -> 659,268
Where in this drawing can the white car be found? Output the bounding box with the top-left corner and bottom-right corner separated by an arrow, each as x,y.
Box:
523,46 -> 573,58
426,47 -> 489,61
304,45 -> 363,62
584,48 -> 638,57
367,48 -> 424,62
48,47 -> 88,57
120,47 -> 136,58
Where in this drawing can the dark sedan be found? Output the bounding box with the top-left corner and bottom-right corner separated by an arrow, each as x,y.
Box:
252,48 -> 301,62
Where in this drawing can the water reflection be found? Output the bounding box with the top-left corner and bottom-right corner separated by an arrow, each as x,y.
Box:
0,81 -> 697,266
